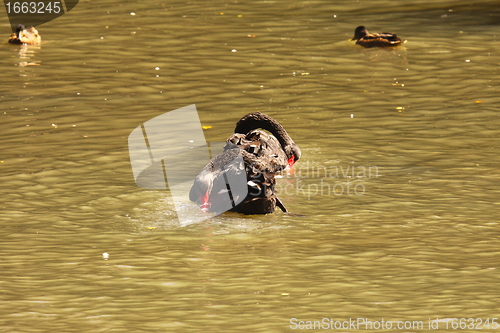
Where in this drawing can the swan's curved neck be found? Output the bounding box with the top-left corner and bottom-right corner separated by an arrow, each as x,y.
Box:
234,112 -> 295,153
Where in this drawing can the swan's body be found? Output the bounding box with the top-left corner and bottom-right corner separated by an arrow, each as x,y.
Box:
8,24 -> 41,45
189,112 -> 300,215
351,26 -> 402,48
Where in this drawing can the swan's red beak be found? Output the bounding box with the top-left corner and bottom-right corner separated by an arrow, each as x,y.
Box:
287,155 -> 297,167
200,190 -> 211,212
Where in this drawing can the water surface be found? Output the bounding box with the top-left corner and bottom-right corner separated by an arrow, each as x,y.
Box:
1,0 -> 499,332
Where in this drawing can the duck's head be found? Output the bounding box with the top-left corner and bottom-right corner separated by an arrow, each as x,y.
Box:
351,26 -> 368,41
15,24 -> 25,38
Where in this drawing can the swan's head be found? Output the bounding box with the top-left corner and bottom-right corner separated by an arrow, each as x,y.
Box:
285,143 -> 301,167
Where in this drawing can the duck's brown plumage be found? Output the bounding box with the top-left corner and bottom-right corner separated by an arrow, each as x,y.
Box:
351,26 -> 402,48
189,112 -> 301,215
8,24 -> 41,45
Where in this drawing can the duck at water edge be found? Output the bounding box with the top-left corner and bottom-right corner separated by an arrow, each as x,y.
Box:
8,24 -> 41,45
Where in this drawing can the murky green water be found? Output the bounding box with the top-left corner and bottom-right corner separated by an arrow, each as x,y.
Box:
1,0 -> 499,332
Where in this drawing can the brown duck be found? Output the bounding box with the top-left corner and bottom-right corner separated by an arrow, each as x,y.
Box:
8,24 -> 41,45
351,26 -> 402,48
189,112 -> 301,215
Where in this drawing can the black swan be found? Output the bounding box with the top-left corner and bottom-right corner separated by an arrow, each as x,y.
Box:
189,112 -> 301,215
351,26 -> 403,48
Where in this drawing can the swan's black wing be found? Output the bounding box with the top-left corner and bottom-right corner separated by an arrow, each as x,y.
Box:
189,148 -> 248,213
